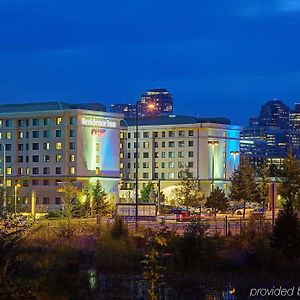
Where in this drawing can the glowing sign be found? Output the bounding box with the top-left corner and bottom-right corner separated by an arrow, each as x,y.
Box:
81,116 -> 117,128
91,128 -> 106,136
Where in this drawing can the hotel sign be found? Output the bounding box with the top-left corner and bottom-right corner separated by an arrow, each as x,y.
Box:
81,116 -> 117,128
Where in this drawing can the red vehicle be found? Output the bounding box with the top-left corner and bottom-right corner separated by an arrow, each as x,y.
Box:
176,211 -> 201,222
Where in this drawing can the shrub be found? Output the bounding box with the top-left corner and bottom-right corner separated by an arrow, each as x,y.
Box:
271,202 -> 300,260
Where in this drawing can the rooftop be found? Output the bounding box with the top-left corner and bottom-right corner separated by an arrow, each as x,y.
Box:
0,101 -> 106,114
121,115 -> 231,127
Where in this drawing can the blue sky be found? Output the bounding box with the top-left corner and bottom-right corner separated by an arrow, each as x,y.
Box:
0,0 -> 300,125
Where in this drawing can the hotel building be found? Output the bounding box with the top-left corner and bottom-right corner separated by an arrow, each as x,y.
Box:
120,115 -> 240,200
0,102 -> 122,211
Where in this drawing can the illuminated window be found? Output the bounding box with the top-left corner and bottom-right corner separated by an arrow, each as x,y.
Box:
96,155 -> 100,163
7,179 -> 11,187
69,154 -> 75,162
43,142 -> 50,150
143,142 -> 149,148
18,132 -> 24,139
0,133 -> 2,139
223,183 -> 227,190
26,168 -> 29,175
223,131 -> 227,137
56,142 -> 62,150
120,143 -> 123,149
120,132 -> 124,139
96,143 -> 100,151
56,117 -> 62,125
155,162 -> 159,168
95,167 -> 100,175
223,162 -> 226,168
69,167 -> 75,175
223,152 -> 226,158
18,168 -> 23,175
56,154 -> 62,162
6,167 -> 12,175
120,152 -> 124,158
0,120 -> 2,127
223,173 -> 226,179
6,132 -> 11,139
120,163 -> 124,169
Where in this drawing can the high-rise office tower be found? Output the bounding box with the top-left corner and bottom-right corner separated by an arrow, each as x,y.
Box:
290,103 -> 300,156
257,99 -> 290,129
138,88 -> 173,117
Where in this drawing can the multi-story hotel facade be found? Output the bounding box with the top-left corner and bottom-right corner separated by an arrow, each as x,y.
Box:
0,102 -> 241,210
0,102 -> 122,211
120,115 -> 241,202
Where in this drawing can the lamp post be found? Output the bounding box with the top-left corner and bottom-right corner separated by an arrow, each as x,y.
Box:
230,151 -> 240,171
135,101 -> 139,228
208,141 -> 219,192
14,183 -> 21,214
0,140 -> 6,209
134,102 -> 155,228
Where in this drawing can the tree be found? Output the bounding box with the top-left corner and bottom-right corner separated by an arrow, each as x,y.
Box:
229,157 -> 260,218
271,201 -> 300,260
92,180 -> 108,223
174,168 -> 203,211
140,182 -> 157,203
58,181 -> 80,219
206,187 -> 229,218
257,162 -> 270,209
277,149 -> 300,212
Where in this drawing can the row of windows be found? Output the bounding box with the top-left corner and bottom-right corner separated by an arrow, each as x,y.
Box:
0,166 -> 76,175
124,130 -> 195,139
122,161 -> 194,169
127,151 -> 195,159
10,154 -> 76,163
0,142 -> 76,151
0,129 -> 76,140
126,140 -> 195,149
129,171 -> 227,180
0,117 -> 77,128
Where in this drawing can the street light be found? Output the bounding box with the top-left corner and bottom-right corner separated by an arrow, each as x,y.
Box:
134,101 -> 155,228
208,140 -> 219,192
14,183 -> 21,214
0,140 -> 6,209
230,151 -> 240,171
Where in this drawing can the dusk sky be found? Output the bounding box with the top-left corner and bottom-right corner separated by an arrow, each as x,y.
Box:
1,0 -> 300,125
